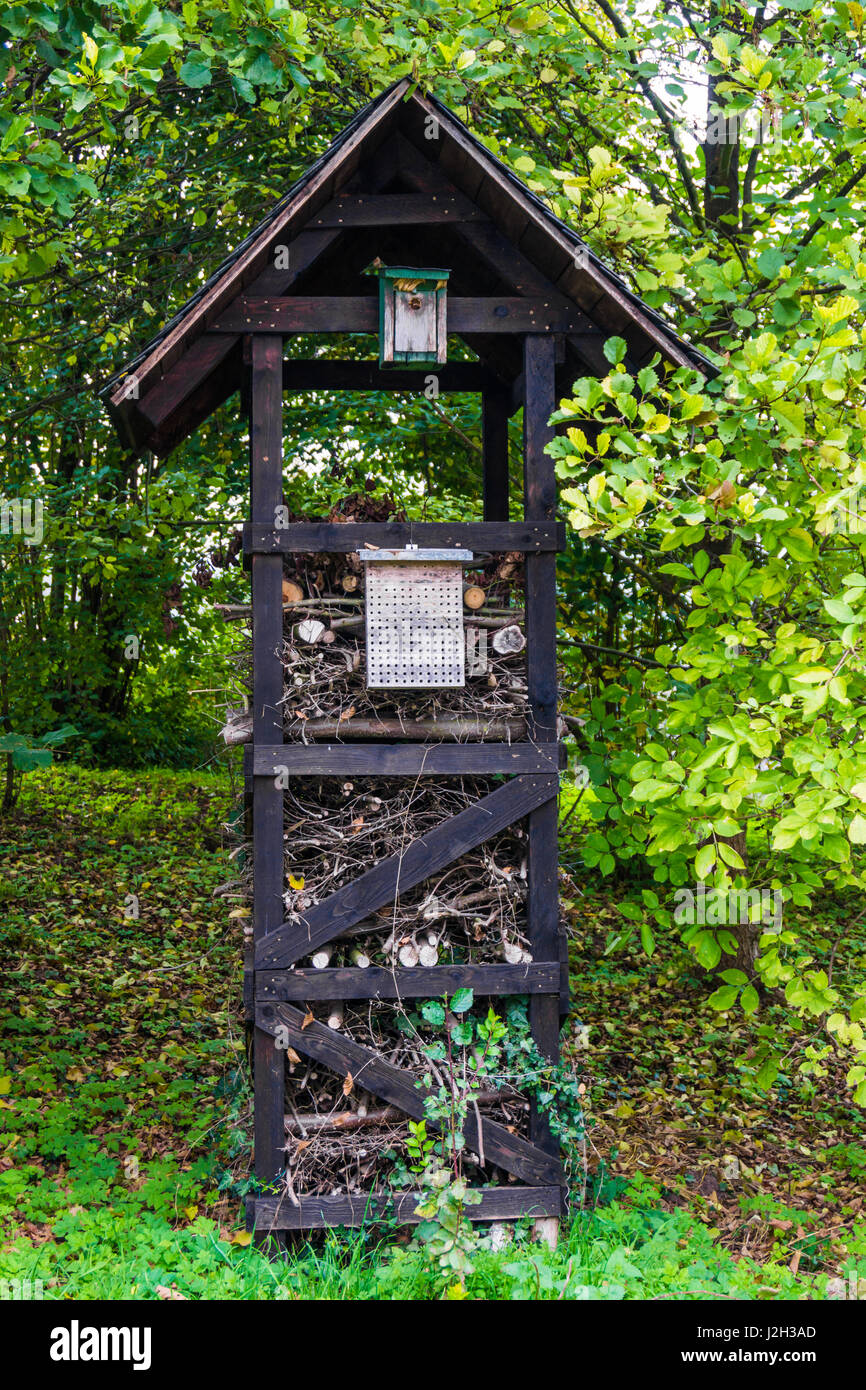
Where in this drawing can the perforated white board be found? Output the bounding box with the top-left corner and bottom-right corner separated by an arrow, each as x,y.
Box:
365,561 -> 465,688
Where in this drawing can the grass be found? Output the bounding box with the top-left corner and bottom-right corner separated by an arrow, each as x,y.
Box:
1,764 -> 865,1299
5,1171 -> 858,1301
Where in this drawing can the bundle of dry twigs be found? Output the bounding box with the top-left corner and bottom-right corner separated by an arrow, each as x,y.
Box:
281,1001 -> 530,1197
280,776 -> 530,969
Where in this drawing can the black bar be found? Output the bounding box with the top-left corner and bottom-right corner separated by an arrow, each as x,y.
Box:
256,963 -> 561,1001
248,1187 -> 561,1231
309,192 -> 487,226
282,360 -> 499,393
210,296 -> 587,334
247,742 -> 566,776
483,386 -> 510,522
523,334 -> 564,1213
243,520 -> 566,554
250,334 -> 286,1190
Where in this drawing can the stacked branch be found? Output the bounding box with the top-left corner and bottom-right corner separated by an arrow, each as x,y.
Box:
281,1001 -> 530,1197
279,776 -> 532,969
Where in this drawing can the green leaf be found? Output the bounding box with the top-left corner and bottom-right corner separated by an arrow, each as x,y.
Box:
708,984 -> 739,1011
619,901 -> 642,921
717,841 -> 745,870
179,59 -> 212,87
640,920 -> 655,956
603,336 -> 627,366
824,598 -> 858,623
693,931 -> 722,970
756,1056 -> 779,1090
770,400 -> 805,437
449,988 -> 474,1015
695,844 -> 716,879
757,248 -> 786,279
772,297 -> 800,327
244,53 -> 280,84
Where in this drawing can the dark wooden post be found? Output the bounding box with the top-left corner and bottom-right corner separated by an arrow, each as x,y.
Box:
522,334 -> 563,1224
482,386 -> 510,521
250,334 -> 286,1194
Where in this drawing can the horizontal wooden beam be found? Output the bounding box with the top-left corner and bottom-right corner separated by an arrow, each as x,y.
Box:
309,192 -> 487,227
255,774 -> 559,970
282,359 -> 501,392
243,520 -> 566,554
210,296 -> 588,335
256,1000 -> 562,1185
248,743 -> 565,776
247,1186 -> 560,1232
256,963 -> 560,1001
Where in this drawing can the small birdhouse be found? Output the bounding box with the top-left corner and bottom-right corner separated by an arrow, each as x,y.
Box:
377,266 -> 450,369
360,546 -> 471,688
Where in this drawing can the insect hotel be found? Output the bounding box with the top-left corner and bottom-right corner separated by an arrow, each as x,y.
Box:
102,81 -> 707,1242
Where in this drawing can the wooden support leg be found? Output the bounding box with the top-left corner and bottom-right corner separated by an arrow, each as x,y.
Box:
482,386 -> 510,522
523,334 -> 566,1233
250,334 -> 286,1233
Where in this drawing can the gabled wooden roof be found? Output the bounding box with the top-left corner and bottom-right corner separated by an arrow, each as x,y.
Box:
102,80 -> 711,456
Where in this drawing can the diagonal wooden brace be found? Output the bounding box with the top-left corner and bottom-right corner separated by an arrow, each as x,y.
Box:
255,773 -> 558,970
256,1000 -> 563,1187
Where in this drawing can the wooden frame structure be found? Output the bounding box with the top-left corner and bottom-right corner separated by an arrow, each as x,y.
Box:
101,82 -> 708,1240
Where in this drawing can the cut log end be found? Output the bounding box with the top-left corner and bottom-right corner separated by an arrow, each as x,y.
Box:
295,618 -> 327,645
282,579 -> 305,604
220,707 -> 252,746
491,623 -> 526,656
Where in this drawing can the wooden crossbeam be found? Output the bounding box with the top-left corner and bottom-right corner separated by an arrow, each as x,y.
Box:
256,1001 -> 563,1186
247,743 -> 565,776
281,360 -> 500,393
309,192 -> 487,226
255,774 -> 558,970
210,296 -> 586,335
256,963 -> 560,1002
248,1186 -> 560,1232
243,520 -> 565,554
